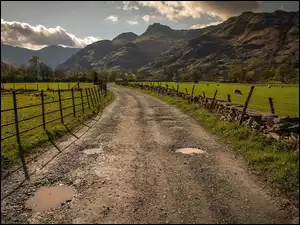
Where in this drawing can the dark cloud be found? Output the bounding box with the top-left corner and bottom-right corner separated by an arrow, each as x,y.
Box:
138,1 -> 261,20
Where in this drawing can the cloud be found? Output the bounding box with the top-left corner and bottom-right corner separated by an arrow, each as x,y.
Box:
126,20 -> 138,25
1,19 -> 101,50
122,1 -> 139,11
190,21 -> 222,29
137,1 -> 260,20
106,15 -> 118,22
142,15 -> 156,22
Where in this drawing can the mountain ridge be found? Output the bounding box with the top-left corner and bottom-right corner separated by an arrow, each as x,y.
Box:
1,44 -> 81,68
57,10 -> 299,78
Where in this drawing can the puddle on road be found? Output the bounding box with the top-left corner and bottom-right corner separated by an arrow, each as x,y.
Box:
25,185 -> 75,213
175,148 -> 205,155
83,146 -> 103,155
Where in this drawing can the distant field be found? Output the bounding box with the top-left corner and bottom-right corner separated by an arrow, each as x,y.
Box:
1,82 -> 94,90
140,82 -> 299,117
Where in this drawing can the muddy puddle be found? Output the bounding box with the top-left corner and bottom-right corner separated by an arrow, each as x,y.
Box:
25,185 -> 75,213
175,148 -> 205,155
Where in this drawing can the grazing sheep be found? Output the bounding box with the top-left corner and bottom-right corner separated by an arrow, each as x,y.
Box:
234,89 -> 242,95
268,85 -> 271,88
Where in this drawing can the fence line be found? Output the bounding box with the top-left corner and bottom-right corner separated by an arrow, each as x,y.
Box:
1,84 -> 107,180
125,81 -> 280,115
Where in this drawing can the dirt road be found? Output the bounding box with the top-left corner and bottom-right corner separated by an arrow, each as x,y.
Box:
1,86 -> 298,224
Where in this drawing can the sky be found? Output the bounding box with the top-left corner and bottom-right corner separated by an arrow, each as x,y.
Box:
1,1 -> 299,50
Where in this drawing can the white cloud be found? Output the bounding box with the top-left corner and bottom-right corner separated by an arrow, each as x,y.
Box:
106,15 -> 118,22
137,1 -> 260,21
142,15 -> 156,23
1,19 -> 101,50
190,21 -> 222,29
122,1 -> 139,11
126,20 -> 138,25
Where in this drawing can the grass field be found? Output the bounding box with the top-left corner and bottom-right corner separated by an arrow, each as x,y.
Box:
140,82 -> 299,117
126,85 -> 299,205
1,82 -> 113,167
1,82 -> 94,90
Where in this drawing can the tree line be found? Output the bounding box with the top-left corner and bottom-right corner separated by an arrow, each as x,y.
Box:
1,55 -> 298,84
1,56 -> 137,83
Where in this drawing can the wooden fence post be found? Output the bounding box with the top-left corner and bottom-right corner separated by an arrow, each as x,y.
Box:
268,97 -> 275,114
41,90 -> 46,129
88,88 -> 94,107
99,86 -> 103,103
12,91 -> 30,180
80,88 -> 84,114
86,88 -> 91,109
227,94 -> 231,102
58,89 -> 64,124
209,90 -> 218,111
202,91 -> 206,99
94,87 -> 99,103
72,88 -> 76,117
98,86 -> 103,104
190,84 -> 195,103
191,85 -> 195,98
97,86 -> 101,103
185,88 -> 188,94
92,88 -> 97,105
239,86 -> 255,125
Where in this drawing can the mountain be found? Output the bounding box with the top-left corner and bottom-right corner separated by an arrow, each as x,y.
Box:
145,10 -> 299,80
58,23 -> 187,72
58,10 -> 299,79
1,44 -> 81,68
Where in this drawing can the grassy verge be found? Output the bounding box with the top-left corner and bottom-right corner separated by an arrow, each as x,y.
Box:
1,90 -> 114,169
125,85 -> 299,205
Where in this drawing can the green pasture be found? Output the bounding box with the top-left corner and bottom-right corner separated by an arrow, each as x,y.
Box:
1,82 -> 94,90
1,85 -> 113,166
141,82 -> 299,117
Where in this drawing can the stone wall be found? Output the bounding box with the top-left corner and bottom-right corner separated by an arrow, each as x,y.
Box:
121,82 -> 299,150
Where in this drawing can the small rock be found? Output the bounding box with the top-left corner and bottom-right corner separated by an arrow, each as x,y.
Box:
266,132 -> 280,141
287,124 -> 299,133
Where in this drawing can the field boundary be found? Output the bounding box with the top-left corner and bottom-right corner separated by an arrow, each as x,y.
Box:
117,82 -> 299,150
1,83 -> 108,180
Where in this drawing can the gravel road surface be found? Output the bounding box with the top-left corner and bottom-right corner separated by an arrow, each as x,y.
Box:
1,86 -> 298,224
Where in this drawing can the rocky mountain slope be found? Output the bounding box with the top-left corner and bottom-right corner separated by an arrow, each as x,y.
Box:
1,44 -> 80,68
57,10 -> 299,78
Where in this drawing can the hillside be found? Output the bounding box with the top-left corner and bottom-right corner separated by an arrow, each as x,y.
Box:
1,44 -> 80,68
1,61 -> 15,72
57,10 -> 299,80
145,10 -> 299,80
